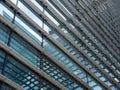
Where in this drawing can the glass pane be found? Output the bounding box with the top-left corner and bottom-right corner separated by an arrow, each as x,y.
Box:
17,1 -> 42,27
3,55 -> 58,90
10,33 -> 40,66
14,15 -> 42,45
0,27 -> 9,44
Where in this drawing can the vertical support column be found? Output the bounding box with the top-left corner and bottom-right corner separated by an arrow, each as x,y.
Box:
39,3 -> 46,90
1,0 -> 18,75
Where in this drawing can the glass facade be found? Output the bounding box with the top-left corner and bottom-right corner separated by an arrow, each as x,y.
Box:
0,80 -> 16,90
0,0 -> 120,90
0,49 -> 59,90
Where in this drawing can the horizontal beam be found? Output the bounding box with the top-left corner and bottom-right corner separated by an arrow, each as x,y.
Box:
0,74 -> 24,90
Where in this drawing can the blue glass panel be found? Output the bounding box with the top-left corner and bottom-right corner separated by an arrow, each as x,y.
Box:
2,55 -> 58,90
0,50 -> 6,73
0,27 -> 9,44
4,56 -> 40,90
10,33 -> 40,66
3,10 -> 42,46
